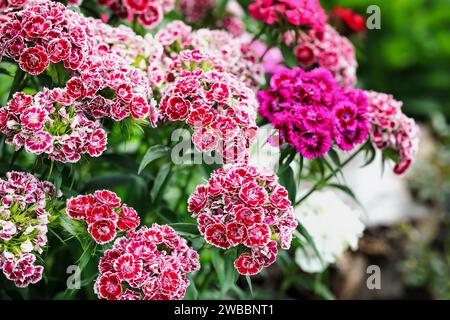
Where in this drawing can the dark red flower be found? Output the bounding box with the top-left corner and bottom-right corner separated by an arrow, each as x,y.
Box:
204,223 -> 230,249
88,219 -> 117,244
96,272 -> 122,300
234,252 -> 263,275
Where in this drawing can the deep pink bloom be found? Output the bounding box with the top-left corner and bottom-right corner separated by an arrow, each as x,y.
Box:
258,67 -> 369,158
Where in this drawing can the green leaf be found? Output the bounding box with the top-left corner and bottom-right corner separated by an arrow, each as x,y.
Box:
138,145 -> 171,174
59,214 -> 79,238
328,149 -> 341,167
279,165 -> 297,204
362,142 -> 377,168
223,248 -> 238,292
151,162 -> 171,203
8,68 -> 26,99
0,67 -> 12,76
280,43 -> 298,68
81,174 -> 145,193
294,275 -> 335,300
211,250 -> 225,286
296,222 -> 324,267
326,183 -> 357,200
184,275 -> 198,300
245,275 -> 254,297
326,183 -> 366,213
168,223 -> 200,237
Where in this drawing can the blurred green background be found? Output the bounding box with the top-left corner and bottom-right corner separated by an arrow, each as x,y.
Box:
323,0 -> 450,120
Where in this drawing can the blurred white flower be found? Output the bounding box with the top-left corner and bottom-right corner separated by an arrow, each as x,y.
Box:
20,240 -> 34,253
295,190 -> 365,273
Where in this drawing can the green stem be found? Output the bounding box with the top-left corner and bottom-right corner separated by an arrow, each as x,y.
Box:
47,161 -> 54,181
9,150 -> 20,170
175,168 -> 194,211
8,68 -> 26,100
251,24 -> 267,44
295,143 -> 367,206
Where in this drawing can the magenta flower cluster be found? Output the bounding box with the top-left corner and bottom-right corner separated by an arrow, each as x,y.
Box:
154,20 -> 265,90
0,171 -> 60,287
366,90 -> 420,175
258,67 -> 369,159
95,223 -> 200,300
188,164 -> 297,275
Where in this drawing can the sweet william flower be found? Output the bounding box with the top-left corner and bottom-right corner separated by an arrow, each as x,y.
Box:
18,46 -> 50,75
0,172 -> 60,287
95,224 -> 200,300
365,90 -> 420,175
249,0 -> 327,33
188,164 -> 297,275
66,190 -> 138,245
258,67 -> 369,159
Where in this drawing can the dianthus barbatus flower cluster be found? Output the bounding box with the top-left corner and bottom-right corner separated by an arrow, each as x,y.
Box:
0,0 -> 158,162
154,21 -> 265,90
66,190 -> 140,244
0,91 -> 108,162
95,224 -> 200,300
365,90 -> 420,175
188,164 -> 297,275
0,171 -> 60,287
258,67 -> 369,159
290,24 -> 357,88
249,0 -> 327,33
160,63 -> 258,163
94,0 -> 174,28
178,0 -> 215,23
149,21 -> 262,162
0,0 -> 93,75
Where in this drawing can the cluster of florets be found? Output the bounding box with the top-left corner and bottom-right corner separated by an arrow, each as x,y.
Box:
0,171 -> 60,287
0,0 -> 93,75
0,90 -> 109,163
0,0 -> 28,13
249,0 -> 327,33
258,67 -> 369,159
288,24 -> 357,87
154,21 -> 265,91
95,223 -> 200,300
177,0 -> 245,37
160,64 -> 258,163
178,0 -> 215,23
191,29 -> 265,90
0,1 -> 158,162
188,164 -> 297,275
365,91 -> 420,175
95,0 -> 174,28
66,190 -> 140,244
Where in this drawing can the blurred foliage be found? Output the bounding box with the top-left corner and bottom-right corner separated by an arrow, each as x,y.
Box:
323,0 -> 450,120
399,114 -> 450,299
